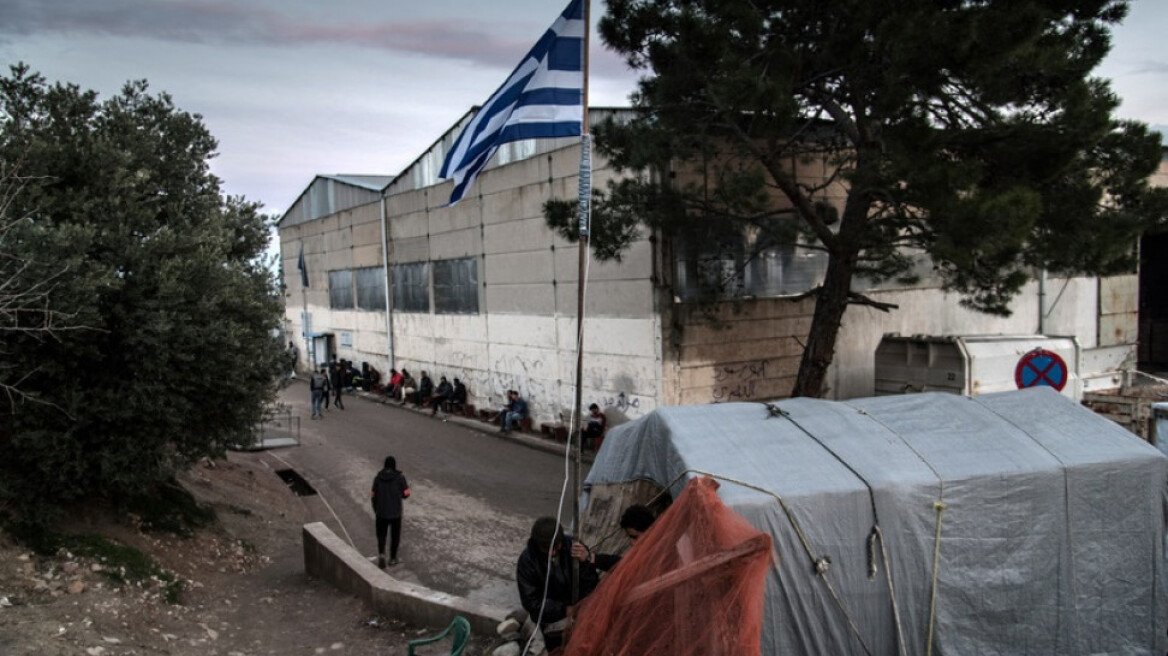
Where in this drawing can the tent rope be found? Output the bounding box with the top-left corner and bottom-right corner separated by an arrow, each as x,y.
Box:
871,526 -> 908,656
926,500 -> 947,656
773,402 -> 909,655
846,402 -> 949,655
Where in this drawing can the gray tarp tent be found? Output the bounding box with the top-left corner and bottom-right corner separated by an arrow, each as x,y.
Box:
582,388 -> 1168,655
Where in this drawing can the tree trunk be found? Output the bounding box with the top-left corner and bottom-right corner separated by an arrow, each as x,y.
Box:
791,249 -> 857,398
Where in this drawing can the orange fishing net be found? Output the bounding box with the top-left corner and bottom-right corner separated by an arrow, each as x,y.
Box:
561,476 -> 773,656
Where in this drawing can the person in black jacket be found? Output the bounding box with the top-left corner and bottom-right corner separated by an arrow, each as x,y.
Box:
370,456 -> 410,568
329,357 -> 345,410
414,371 -> 434,407
429,375 -> 453,416
516,517 -> 600,649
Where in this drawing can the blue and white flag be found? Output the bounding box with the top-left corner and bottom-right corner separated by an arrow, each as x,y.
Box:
440,0 -> 585,205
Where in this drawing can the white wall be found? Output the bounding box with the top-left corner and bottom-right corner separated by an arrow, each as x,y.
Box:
383,143 -> 663,425
829,275 -> 1118,399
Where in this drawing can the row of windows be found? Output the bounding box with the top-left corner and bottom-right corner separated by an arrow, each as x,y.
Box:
675,242 -> 941,300
329,257 -> 479,314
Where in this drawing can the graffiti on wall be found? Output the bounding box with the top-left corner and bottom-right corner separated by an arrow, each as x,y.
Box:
419,348 -> 655,421
427,350 -> 557,415
600,392 -> 641,414
711,359 -> 770,403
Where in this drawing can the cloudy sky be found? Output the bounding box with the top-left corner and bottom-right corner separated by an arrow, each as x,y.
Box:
2,0 -> 1166,220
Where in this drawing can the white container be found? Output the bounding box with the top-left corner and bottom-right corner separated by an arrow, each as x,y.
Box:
875,334 -> 1084,400
1151,403 -> 1168,457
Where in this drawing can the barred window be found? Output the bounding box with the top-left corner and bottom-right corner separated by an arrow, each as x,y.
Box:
433,257 -> 479,314
392,262 -> 430,313
328,269 -> 354,309
355,267 -> 387,311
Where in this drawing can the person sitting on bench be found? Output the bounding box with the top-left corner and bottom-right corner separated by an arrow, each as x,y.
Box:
582,403 -> 607,450
501,390 -> 529,433
448,378 -> 468,414
429,376 -> 453,416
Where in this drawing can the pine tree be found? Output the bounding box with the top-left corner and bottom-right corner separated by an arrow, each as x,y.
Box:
548,0 -> 1168,397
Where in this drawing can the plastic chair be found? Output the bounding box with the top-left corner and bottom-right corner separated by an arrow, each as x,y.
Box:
406,615 -> 471,656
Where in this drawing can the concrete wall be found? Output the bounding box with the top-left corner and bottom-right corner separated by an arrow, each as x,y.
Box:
281,200 -> 390,373
663,273 -> 1130,403
829,275 -> 1124,399
302,522 -> 506,636
280,141 -> 1146,418
384,144 -> 662,425
664,297 -> 815,406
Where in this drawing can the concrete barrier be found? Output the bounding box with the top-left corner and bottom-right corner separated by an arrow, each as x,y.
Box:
302,522 -> 509,637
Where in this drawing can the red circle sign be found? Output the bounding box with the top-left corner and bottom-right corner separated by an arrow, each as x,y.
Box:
1014,349 -> 1068,391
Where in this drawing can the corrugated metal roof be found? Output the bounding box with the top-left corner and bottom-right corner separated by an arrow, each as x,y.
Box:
387,106 -> 635,197
277,174 -> 392,227
324,174 -> 394,190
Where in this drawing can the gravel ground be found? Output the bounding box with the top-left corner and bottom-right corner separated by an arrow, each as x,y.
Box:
0,453 -> 497,655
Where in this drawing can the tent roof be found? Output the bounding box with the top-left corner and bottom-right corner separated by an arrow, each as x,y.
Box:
583,388 -> 1168,654
587,387 -> 1158,504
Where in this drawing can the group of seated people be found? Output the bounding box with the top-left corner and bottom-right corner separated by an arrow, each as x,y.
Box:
328,359 -> 383,393
383,368 -> 468,416
378,368 -> 609,444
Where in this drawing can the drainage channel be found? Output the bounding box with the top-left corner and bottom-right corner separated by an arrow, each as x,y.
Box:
275,468 -> 318,497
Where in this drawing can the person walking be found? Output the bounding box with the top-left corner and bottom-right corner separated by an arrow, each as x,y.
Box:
329,357 -> 345,410
286,341 -> 299,379
370,456 -> 410,568
309,366 -> 330,419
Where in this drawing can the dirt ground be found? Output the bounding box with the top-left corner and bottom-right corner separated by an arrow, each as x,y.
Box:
0,452 -> 493,655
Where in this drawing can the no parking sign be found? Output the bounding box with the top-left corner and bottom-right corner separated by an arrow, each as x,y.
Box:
1014,349 -> 1069,392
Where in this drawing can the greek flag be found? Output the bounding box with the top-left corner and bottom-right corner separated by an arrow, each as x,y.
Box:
440,0 -> 585,205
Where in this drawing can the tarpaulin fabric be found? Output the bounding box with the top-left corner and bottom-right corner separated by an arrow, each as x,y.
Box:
582,388 -> 1168,655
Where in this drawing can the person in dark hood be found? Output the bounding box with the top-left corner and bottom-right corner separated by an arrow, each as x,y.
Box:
370,456 -> 410,568
516,517 -> 600,648
429,375 -> 453,417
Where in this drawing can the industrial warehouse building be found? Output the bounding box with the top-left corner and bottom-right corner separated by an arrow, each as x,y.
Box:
277,108 -> 1159,427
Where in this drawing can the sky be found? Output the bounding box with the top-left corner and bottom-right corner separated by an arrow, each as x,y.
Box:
2,0 -> 1167,222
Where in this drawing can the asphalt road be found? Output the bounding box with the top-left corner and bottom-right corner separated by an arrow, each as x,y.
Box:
262,381 -> 583,610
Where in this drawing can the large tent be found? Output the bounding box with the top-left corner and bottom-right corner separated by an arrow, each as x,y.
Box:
581,388 -> 1168,655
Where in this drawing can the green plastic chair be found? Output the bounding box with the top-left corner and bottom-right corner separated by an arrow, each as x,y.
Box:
406,615 -> 471,656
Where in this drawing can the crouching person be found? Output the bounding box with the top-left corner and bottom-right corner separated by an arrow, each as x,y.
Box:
516,517 -> 600,651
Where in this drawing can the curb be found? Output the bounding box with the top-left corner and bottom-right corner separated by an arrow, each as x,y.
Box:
325,381 -> 595,463
302,522 -> 508,635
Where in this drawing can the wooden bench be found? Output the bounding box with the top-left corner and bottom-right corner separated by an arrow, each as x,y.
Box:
541,423 -> 569,442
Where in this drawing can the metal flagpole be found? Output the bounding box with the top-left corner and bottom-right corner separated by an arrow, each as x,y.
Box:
299,241 -> 313,368
571,0 -> 591,605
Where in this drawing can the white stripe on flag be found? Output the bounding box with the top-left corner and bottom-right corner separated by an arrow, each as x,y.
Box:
439,0 -> 584,205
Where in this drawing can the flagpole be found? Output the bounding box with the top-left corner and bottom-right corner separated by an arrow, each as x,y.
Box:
571,0 -> 591,606
299,241 -> 313,368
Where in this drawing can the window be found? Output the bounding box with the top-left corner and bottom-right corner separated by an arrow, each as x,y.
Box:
433,257 -> 479,314
392,262 -> 430,312
355,267 -> 387,311
675,241 -> 828,300
328,270 -> 354,309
